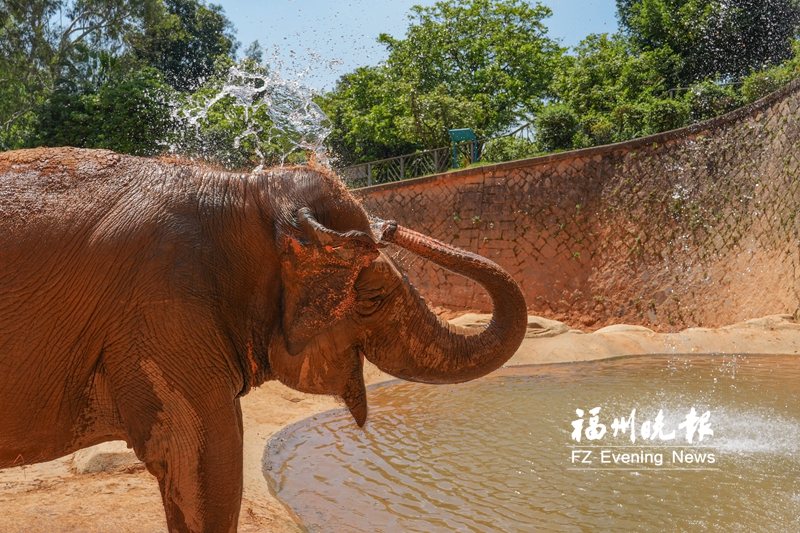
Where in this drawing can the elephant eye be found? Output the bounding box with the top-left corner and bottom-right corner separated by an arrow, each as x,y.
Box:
356,288 -> 385,315
356,298 -> 381,315
357,287 -> 384,301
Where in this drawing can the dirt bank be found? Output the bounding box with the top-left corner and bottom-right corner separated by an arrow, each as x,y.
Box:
1,314 -> 798,532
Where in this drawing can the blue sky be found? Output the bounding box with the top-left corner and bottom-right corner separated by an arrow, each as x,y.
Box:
215,0 -> 619,91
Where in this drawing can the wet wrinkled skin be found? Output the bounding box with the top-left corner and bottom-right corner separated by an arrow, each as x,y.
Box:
0,147 -> 527,533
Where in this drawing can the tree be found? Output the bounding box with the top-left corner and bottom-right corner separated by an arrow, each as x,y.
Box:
535,104 -> 579,152
617,0 -> 800,83
1,0 -> 240,154
132,0 -> 238,92
168,56 -> 334,171
552,33 -> 681,116
379,0 -> 562,143
321,0 -> 564,164
684,79 -> 742,122
0,0 -> 160,149
551,32 -> 695,148
28,66 -> 175,155
317,66 -> 422,166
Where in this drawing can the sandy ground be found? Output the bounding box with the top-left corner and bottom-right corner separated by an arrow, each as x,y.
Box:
1,313 -> 799,532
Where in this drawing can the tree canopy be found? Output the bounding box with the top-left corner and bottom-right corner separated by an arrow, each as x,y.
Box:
540,1 -> 800,154
319,0 -> 800,166
552,33 -> 682,116
379,0 -> 562,136
3,0 -> 800,169
0,0 -> 161,149
617,0 -> 800,83
319,0 -> 564,166
0,0 -> 245,156
132,0 -> 238,92
29,66 -> 175,156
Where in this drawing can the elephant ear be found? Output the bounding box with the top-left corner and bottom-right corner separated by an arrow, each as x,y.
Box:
280,207 -> 380,355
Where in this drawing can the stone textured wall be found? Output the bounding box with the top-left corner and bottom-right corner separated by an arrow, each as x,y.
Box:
354,80 -> 800,330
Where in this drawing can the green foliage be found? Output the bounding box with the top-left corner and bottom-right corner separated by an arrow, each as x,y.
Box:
551,32 -> 690,149
741,71 -> 793,103
616,0 -> 800,84
549,23 -> 800,153
133,0 -> 238,92
243,40 -> 263,63
400,83 -> 489,152
567,97 -> 690,150
0,0 -> 244,160
684,80 -> 743,122
573,114 -> 616,148
535,104 -> 579,152
379,0 -> 563,142
322,0 -> 564,165
643,99 -> 690,134
5,0 -> 800,169
29,67 -> 175,156
0,0 -> 162,149
481,136 -> 541,163
586,115 -> 615,145
610,103 -> 646,140
173,85 -> 280,171
170,58 -> 332,171
317,66 -> 421,166
552,33 -> 681,116
739,41 -> 800,103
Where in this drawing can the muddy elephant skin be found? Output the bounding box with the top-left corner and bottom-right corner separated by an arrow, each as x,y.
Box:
0,147 -> 527,533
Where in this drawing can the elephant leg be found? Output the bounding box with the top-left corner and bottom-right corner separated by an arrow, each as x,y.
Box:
146,399 -> 244,533
109,360 -> 245,533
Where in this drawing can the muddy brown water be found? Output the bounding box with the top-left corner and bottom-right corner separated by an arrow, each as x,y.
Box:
265,355 -> 800,532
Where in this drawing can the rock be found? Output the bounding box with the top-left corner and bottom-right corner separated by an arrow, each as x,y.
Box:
450,313 -> 571,339
594,324 -> 655,334
71,441 -> 143,474
653,290 -> 668,305
525,317 -> 572,338
723,315 -> 800,331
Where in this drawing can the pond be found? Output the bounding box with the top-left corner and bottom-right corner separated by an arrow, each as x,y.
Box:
265,355 -> 800,532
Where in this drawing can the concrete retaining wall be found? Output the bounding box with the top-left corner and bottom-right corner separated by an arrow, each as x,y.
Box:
354,80 -> 800,330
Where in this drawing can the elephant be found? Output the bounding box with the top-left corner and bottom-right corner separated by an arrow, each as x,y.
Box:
0,147 -> 527,533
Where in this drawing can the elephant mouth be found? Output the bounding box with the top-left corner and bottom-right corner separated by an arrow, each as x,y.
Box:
269,325 -> 369,427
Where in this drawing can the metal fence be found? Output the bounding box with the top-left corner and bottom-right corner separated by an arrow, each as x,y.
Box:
340,140 -> 484,189
506,120 -> 534,141
338,120 -> 534,189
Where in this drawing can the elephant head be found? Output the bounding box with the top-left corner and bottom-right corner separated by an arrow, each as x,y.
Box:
268,204 -> 527,427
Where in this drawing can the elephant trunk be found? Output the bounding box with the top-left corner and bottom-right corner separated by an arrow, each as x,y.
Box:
363,224 -> 527,384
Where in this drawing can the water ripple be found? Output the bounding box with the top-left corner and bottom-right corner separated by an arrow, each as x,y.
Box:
266,355 -> 800,532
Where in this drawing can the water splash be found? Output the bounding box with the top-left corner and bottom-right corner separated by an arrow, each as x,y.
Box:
712,407 -> 800,455
171,53 -> 332,171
